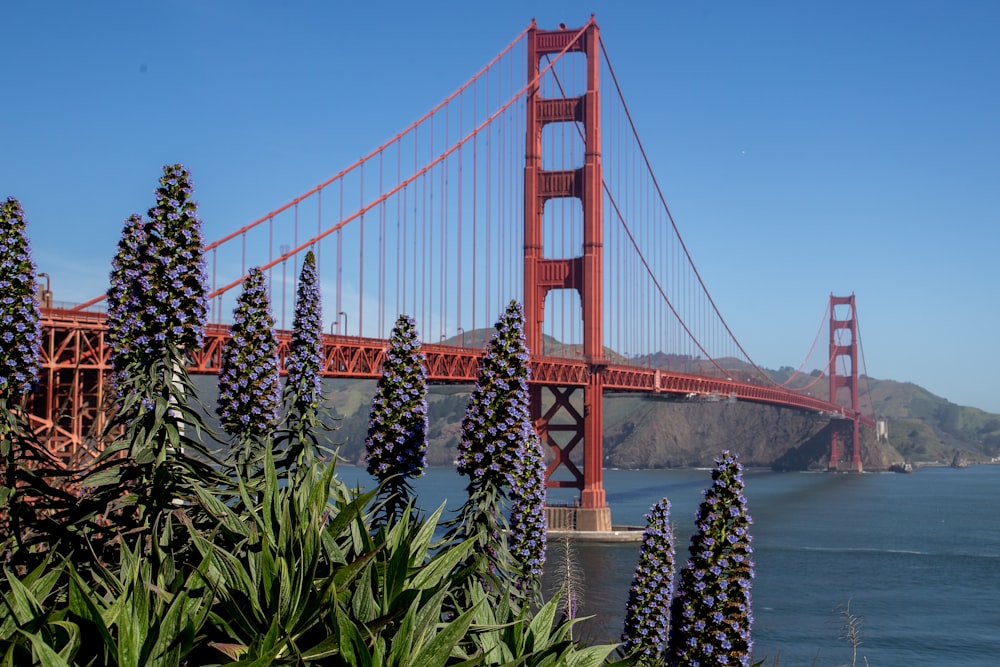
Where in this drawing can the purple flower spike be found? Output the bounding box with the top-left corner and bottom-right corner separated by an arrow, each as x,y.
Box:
286,250 -> 323,414
217,268 -> 280,442
0,197 -> 41,399
457,300 -> 532,492
366,313 -> 429,486
670,450 -> 755,666
508,425 -> 547,590
106,165 -> 208,398
622,497 -> 675,662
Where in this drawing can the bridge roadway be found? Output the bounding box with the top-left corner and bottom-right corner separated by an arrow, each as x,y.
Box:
40,308 -> 873,431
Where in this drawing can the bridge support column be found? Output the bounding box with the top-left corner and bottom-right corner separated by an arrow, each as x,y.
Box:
525,18 -> 611,528
828,294 -> 863,472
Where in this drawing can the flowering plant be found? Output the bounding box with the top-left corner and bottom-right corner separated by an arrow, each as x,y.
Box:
0,197 -> 41,399
456,300 -> 532,490
285,251 -> 323,415
508,426 -> 547,594
671,450 -> 755,666
365,313 -> 428,519
217,268 -> 280,450
106,165 -> 208,399
622,497 -> 676,663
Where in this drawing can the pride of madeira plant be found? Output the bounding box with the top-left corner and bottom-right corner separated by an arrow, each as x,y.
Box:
0,198 -> 41,401
217,267 -> 281,484
670,449 -> 756,666
0,196 -> 69,563
276,249 -> 328,474
621,497 -> 676,663
88,164 -> 220,546
446,300 -> 547,607
365,313 -> 429,522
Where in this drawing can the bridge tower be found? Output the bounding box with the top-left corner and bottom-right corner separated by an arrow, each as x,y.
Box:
523,18 -> 611,530
828,294 -> 862,472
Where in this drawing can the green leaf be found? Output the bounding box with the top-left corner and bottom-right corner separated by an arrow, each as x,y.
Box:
16,629 -> 71,667
411,537 -> 476,590
404,600 -> 481,667
385,592 -> 419,665
566,644 -> 619,667
299,634 -> 342,661
66,568 -> 115,654
525,594 -> 560,652
2,569 -> 44,626
351,563 -> 378,623
335,604 -> 373,667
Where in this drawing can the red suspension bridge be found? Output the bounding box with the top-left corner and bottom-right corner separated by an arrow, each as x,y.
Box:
32,18 -> 875,531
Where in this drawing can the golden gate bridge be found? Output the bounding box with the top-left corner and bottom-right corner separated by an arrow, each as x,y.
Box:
31,18 -> 875,531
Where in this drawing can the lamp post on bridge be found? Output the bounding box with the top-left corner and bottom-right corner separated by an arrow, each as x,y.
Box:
338,311 -> 347,337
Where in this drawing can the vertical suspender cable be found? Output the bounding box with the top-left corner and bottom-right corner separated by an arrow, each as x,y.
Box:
358,161 -> 364,338
472,81 -> 478,341
457,93 -> 463,338
378,150 -> 385,336
336,180 -> 343,334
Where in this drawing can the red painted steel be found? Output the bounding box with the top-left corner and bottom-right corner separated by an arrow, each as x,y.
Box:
829,294 -> 865,471
35,307 -> 872,472
524,18 -> 609,512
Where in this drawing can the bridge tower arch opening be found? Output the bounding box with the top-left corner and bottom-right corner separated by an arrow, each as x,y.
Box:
524,18 -> 611,531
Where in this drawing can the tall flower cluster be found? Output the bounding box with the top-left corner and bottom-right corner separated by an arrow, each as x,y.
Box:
670,450 -> 755,666
105,165 -> 208,397
365,314 -> 428,484
456,300 -> 531,491
621,497 -> 675,663
106,214 -> 147,394
0,197 -> 41,399
145,164 -> 208,352
217,268 -> 280,443
285,251 -> 323,415
507,426 -> 547,592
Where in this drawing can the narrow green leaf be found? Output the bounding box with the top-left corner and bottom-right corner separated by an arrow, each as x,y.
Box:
351,563 -> 378,623
406,503 -> 446,564
16,629 -> 71,667
525,594 -> 560,652
66,568 -> 115,654
299,634 -> 341,661
3,570 -> 44,626
404,600 -> 481,667
385,594 -> 419,666
566,644 -> 619,667
335,603 -> 372,667
411,538 -> 476,590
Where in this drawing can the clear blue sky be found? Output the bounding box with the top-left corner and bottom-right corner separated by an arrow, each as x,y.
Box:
3,1 -> 998,412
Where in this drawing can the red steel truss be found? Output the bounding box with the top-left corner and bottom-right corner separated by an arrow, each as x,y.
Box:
34,305 -> 872,477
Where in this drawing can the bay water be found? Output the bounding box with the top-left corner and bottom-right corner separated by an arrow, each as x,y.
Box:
341,464 -> 1000,665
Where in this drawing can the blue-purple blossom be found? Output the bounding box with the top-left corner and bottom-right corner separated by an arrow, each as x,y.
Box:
285,250 -> 323,414
106,165 -> 208,398
365,314 -> 428,485
217,268 -> 280,441
508,425 -> 547,592
457,300 -> 532,492
622,497 -> 675,663
670,450 -> 755,666
0,197 -> 41,398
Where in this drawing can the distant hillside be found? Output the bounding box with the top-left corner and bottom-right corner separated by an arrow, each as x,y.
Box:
192,346 -> 1000,471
